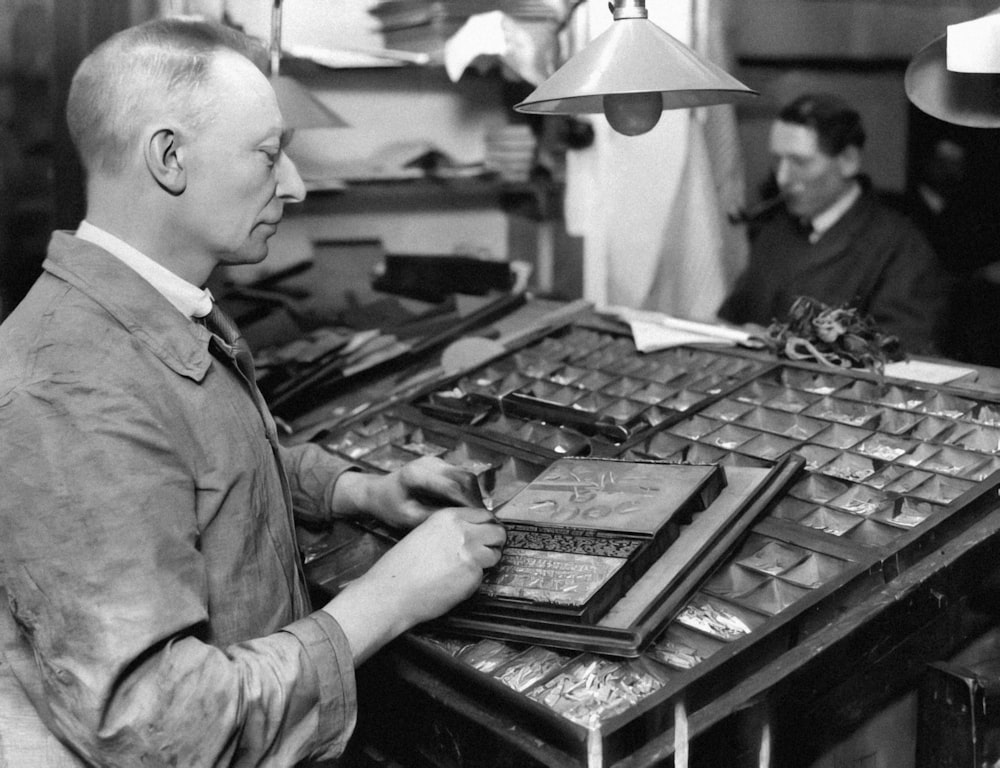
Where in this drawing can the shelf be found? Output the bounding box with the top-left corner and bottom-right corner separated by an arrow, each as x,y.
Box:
282,46 -> 435,71
294,175 -> 558,218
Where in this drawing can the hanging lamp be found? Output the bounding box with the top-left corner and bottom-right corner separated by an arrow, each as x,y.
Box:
514,0 -> 756,136
905,4 -> 1000,129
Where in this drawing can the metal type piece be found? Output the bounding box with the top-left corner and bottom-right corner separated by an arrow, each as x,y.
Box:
504,527 -> 645,558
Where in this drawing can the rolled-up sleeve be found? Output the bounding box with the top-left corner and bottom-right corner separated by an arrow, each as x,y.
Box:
283,611 -> 358,756
281,442 -> 359,527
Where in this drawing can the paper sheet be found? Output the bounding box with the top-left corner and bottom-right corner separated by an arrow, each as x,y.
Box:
443,11 -> 552,85
605,305 -> 756,352
883,359 -> 977,385
629,320 -> 736,352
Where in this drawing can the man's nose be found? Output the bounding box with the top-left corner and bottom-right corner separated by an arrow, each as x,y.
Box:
277,153 -> 306,203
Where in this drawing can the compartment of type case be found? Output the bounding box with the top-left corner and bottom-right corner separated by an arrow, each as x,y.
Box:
653,363 -> 1000,550
409,323 -> 771,452
311,407 -> 551,510
301,329 -> 1000,768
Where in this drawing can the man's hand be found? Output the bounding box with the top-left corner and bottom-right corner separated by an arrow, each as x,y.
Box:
333,455 -> 485,529
322,506 -> 505,662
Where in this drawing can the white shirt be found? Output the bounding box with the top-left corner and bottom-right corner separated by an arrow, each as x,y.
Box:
74,221 -> 213,319
807,181 -> 863,244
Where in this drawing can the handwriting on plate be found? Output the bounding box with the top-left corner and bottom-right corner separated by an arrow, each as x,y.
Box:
527,467 -> 661,522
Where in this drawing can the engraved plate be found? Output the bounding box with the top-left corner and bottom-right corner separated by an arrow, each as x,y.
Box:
478,549 -> 627,607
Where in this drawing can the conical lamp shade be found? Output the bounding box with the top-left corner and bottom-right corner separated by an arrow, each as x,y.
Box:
905,6 -> 1000,128
514,16 -> 756,115
270,75 -> 348,129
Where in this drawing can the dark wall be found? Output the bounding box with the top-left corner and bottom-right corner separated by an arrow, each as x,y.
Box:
0,0 -> 155,320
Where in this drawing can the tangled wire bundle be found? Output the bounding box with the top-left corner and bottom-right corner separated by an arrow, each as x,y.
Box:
762,296 -> 904,375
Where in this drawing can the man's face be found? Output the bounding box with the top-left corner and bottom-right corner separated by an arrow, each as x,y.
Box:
768,120 -> 857,221
176,51 -> 305,267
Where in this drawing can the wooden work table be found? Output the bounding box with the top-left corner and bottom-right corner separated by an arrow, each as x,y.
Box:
288,300 -> 1000,767
332,486 -> 1000,768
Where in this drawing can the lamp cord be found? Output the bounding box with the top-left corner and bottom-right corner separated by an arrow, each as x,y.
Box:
556,0 -> 589,35
269,0 -> 282,77
554,0 -> 590,69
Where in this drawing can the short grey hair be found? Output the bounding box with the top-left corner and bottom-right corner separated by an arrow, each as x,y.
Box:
66,17 -> 267,177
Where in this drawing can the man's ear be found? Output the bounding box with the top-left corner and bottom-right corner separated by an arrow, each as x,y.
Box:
837,145 -> 862,179
145,128 -> 186,195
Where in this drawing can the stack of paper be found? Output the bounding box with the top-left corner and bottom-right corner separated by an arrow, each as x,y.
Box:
484,123 -> 536,183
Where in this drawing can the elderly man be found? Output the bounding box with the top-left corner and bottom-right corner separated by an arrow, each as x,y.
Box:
0,17 -> 505,767
718,92 -> 947,354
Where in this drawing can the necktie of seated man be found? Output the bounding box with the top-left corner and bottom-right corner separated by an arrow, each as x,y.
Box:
200,303 -> 256,384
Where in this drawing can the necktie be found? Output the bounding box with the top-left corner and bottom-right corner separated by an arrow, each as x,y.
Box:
200,303 -> 256,384
199,304 -> 283,456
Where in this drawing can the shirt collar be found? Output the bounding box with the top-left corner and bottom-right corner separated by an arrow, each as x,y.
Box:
807,181 -> 863,243
74,221 -> 214,319
42,231 -> 213,382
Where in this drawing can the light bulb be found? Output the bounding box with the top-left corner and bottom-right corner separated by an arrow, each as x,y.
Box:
603,91 -> 663,136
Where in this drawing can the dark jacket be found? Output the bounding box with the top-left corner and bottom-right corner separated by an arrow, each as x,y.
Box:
719,187 -> 948,354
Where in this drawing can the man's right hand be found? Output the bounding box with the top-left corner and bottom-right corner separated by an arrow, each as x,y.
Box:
320,507 -> 505,663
